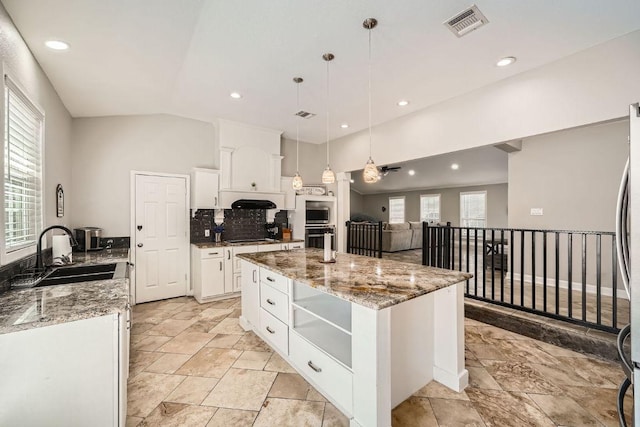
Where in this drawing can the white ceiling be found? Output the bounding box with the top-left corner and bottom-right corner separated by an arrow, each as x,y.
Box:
350,145 -> 508,195
4,0 -> 640,143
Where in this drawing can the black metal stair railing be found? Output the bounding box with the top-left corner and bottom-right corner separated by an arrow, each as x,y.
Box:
346,221 -> 383,258
422,223 -> 628,333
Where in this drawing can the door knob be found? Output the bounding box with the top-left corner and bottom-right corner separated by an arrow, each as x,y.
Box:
137,243 -> 143,247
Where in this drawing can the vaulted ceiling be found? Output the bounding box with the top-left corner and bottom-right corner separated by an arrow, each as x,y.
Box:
4,0 -> 640,143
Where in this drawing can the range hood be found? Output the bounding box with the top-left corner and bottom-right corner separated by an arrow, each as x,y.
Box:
219,190 -> 285,209
231,199 -> 277,209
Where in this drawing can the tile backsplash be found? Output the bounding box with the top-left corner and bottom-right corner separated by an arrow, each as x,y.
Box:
222,209 -> 267,241
191,209 -> 216,243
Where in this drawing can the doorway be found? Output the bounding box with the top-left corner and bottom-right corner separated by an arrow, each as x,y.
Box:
131,172 -> 189,304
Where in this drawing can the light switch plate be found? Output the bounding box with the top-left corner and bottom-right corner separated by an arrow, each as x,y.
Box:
530,208 -> 543,216
204,229 -> 210,237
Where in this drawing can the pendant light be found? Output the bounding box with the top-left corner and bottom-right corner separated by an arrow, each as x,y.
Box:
362,18 -> 379,184
292,77 -> 304,190
321,53 -> 336,185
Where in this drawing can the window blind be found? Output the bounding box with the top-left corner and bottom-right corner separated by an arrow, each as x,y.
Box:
388,197 -> 405,224
420,194 -> 440,223
460,192 -> 486,228
4,76 -> 43,252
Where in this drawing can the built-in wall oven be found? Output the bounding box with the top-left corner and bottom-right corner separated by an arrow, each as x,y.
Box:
305,225 -> 335,250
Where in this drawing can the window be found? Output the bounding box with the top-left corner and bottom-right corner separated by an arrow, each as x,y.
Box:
460,191 -> 486,228
420,194 -> 440,224
388,196 -> 405,224
2,75 -> 44,264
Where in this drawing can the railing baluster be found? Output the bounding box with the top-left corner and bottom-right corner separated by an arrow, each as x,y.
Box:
596,234 -> 602,325
474,229 -> 478,297
543,232 -> 547,313
500,229 -> 505,303
612,236 -> 618,329
520,230 -> 525,307
458,228 -> 462,272
482,229 -> 487,298
510,230 -> 514,305
491,229 -> 495,300
568,233 -> 573,318
555,232 -> 560,315
581,233 -> 587,322
532,231 -> 536,310
466,228 -> 470,293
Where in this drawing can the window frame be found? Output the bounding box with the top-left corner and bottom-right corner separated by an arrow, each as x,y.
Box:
460,190 -> 487,229
420,193 -> 441,224
388,196 -> 406,224
0,70 -> 45,265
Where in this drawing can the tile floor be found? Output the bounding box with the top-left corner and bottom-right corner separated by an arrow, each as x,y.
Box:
128,296 -> 632,427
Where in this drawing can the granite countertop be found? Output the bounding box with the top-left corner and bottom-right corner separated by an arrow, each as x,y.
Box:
0,249 -> 130,335
193,239 -> 304,249
238,248 -> 472,310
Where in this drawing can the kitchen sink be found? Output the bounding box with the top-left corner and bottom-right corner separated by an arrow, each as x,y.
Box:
35,263 -> 123,287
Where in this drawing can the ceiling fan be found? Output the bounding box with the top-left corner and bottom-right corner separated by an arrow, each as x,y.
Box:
378,165 -> 401,177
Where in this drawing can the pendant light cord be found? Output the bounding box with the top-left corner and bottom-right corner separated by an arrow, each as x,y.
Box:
326,59 -> 330,166
368,27 -> 372,159
296,81 -> 300,172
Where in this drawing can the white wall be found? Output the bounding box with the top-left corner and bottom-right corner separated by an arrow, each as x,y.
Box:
281,137 -> 327,184
71,114 -> 216,236
0,3 -> 73,259
328,30 -> 640,175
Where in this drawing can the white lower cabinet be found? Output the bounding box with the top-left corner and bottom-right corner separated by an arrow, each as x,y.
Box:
241,261 -> 260,328
259,308 -> 288,354
0,311 -> 130,426
191,246 -> 225,302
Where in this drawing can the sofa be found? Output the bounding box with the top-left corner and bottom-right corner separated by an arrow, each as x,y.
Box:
381,222 -> 423,252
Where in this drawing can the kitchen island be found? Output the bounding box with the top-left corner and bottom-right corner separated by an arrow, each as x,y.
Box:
238,248 -> 472,427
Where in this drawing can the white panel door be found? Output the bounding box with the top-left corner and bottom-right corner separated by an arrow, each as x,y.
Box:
135,174 -> 188,303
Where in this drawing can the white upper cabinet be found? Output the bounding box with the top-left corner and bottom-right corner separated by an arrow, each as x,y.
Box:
191,168 -> 220,210
217,119 -> 283,192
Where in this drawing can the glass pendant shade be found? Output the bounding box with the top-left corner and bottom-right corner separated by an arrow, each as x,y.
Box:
292,172 -> 303,190
363,157 -> 379,183
322,166 -> 336,184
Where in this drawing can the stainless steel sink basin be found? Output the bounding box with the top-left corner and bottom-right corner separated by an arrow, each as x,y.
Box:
36,263 -> 125,287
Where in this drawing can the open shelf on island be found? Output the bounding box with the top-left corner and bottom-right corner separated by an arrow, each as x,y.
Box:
292,281 -> 351,333
292,307 -> 352,369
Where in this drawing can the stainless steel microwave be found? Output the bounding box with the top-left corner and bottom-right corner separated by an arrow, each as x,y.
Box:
306,207 -> 330,224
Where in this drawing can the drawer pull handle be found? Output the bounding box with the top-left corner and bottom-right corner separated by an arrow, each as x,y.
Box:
266,299 -> 275,305
307,361 -> 322,373
208,252 -> 219,255
266,277 -> 275,282
266,326 -> 275,334
227,250 -> 231,260
253,270 -> 257,283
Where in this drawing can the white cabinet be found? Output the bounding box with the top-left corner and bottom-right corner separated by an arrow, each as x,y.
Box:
191,168 -> 220,210
223,247 -> 233,293
232,245 -> 258,293
257,243 -> 282,252
241,261 -> 260,328
0,312 -> 129,426
191,246 -> 225,303
282,242 -> 304,250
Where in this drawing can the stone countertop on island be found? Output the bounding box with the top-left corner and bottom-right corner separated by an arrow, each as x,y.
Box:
238,248 -> 472,310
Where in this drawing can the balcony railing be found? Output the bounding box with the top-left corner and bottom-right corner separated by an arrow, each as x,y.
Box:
422,223 -> 628,333
346,221 -> 382,258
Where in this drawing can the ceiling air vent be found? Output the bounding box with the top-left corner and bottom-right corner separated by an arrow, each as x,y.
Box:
295,110 -> 316,119
444,5 -> 489,37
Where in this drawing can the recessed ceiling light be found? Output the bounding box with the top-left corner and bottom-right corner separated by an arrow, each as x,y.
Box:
45,40 -> 69,50
230,92 -> 242,99
408,170 -> 415,176
496,56 -> 516,67
397,100 -> 409,107
451,163 -> 459,170
350,179 -> 355,183
341,123 -> 349,129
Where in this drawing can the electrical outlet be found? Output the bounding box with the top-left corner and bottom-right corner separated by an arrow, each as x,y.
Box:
204,229 -> 210,237
530,208 -> 543,216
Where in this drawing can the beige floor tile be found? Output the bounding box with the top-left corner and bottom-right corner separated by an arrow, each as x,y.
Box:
413,381 -> 469,401
429,397 -> 486,426
175,347 -> 242,378
253,398 -> 324,427
155,301 -> 189,312
268,373 -> 312,400
208,317 -> 245,334
233,331 -> 273,352
126,416 -> 143,427
206,333 -> 243,349
183,317 -> 221,334
132,335 -> 172,352
232,350 -> 272,370
127,372 -> 185,418
196,307 -> 233,321
170,311 -> 199,320
306,387 -> 328,402
555,356 -> 622,388
147,319 -> 196,336
165,376 -> 219,405
139,402 -> 216,426
144,353 -> 192,374
264,351 -> 297,373
392,396 -> 438,427
534,339 -> 588,358
202,368 -> 277,411
131,322 -> 155,335
157,331 -> 215,355
467,366 -> 502,390
527,393 -> 600,426
482,360 -> 561,394
130,350 -> 164,378
531,360 -> 613,389
227,308 -> 242,318
206,408 -> 258,427
561,385 -> 633,427
322,402 -> 349,427
466,388 -> 555,427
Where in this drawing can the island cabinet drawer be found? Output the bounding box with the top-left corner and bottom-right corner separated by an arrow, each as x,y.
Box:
289,331 -> 353,414
259,308 -> 288,355
198,248 -> 223,259
260,282 -> 288,324
260,267 -> 288,294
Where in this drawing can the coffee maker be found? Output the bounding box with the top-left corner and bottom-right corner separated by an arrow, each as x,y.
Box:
265,222 -> 279,240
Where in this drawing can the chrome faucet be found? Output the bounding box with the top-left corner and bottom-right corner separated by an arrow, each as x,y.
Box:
35,225 -> 78,270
